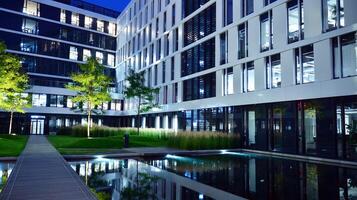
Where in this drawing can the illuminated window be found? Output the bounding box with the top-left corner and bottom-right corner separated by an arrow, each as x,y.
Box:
96,52 -> 104,64
60,9 -> 66,23
32,94 -> 47,107
84,16 -> 93,28
71,13 -> 80,26
83,49 -> 91,61
97,20 -> 104,32
223,67 -> 234,95
69,46 -> 78,60
108,23 -> 116,35
107,54 -> 115,67
23,0 -> 40,16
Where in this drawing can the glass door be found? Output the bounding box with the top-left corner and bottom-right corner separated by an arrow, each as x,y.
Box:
30,116 -> 45,135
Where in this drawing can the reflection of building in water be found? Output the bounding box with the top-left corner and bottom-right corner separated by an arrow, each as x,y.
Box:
69,156 -> 357,200
0,163 -> 14,193
69,158 -> 236,200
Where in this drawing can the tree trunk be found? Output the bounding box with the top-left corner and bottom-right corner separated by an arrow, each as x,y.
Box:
87,105 -> 91,138
136,97 -> 141,135
8,112 -> 13,135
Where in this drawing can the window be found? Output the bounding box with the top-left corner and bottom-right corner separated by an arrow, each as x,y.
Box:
97,20 -> 104,32
266,54 -> 281,89
156,18 -> 160,37
323,0 -> 344,32
71,13 -> 80,26
156,39 -> 161,61
172,4 -> 176,26
223,0 -> 233,26
223,67 -> 234,95
288,0 -> 304,43
183,4 -> 216,46
20,38 -> 37,53
295,44 -> 314,84
241,0 -> 254,17
22,18 -> 38,35
23,0 -> 40,16
260,11 -> 273,52
163,11 -> 167,32
50,95 -> 64,108
220,31 -> 228,65
173,28 -> 179,52
151,0 -> 155,18
172,83 -> 178,103
164,34 -> 169,57
183,72 -> 216,101
264,0 -> 277,6
238,22 -> 248,59
84,16 -> 93,28
181,38 -> 215,77
158,0 -> 162,12
243,61 -> 255,92
182,0 -> 210,17
108,23 -> 116,35
163,86 -> 168,104
333,32 -> 357,78
60,9 -> 66,23
32,94 -> 47,107
154,65 -> 158,85
83,49 -> 91,61
171,57 -> 175,81
96,52 -> 104,64
108,54 -> 115,67
148,67 -> 152,87
162,61 -> 166,83
69,46 -> 78,60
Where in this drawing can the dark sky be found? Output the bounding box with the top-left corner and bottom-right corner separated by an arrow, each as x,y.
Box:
83,0 -> 131,12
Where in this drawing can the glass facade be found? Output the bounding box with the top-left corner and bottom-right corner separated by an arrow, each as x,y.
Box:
181,38 -> 215,77
260,11 -> 273,52
296,44 -> 315,84
238,22 -> 248,59
183,3 -> 216,47
288,0 -> 304,43
266,54 -> 281,89
243,62 -> 255,92
223,67 -> 234,96
333,32 -> 357,78
323,0 -> 344,32
183,72 -> 216,101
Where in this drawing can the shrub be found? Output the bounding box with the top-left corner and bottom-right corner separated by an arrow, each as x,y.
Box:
56,126 -> 240,150
167,131 -> 240,150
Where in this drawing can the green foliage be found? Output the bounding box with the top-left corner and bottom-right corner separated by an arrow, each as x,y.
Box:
167,132 -> 241,150
53,126 -> 240,151
0,134 -> 28,157
66,57 -> 112,112
120,173 -> 160,200
124,69 -> 160,114
0,41 -> 31,117
66,57 -> 112,137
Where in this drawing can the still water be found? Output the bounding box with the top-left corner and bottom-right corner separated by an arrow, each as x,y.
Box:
68,153 -> 357,200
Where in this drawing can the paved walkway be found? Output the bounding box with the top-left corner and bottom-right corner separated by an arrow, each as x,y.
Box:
0,136 -> 96,200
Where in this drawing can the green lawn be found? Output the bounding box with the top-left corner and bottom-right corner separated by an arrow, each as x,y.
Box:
47,135 -> 168,155
0,134 -> 28,157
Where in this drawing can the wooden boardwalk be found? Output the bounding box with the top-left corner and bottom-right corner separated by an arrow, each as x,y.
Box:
0,136 -> 96,200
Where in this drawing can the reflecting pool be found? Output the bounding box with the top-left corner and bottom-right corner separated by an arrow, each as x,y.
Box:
68,153 -> 357,200
0,162 -> 15,194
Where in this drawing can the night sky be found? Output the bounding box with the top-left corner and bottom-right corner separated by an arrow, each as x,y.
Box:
82,0 -> 131,12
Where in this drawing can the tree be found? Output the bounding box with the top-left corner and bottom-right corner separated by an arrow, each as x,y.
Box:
0,42 -> 31,134
124,69 -> 159,134
66,57 -> 112,138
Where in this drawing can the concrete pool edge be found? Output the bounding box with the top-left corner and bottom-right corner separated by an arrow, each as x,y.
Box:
2,148 -> 357,169
63,148 -> 357,168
